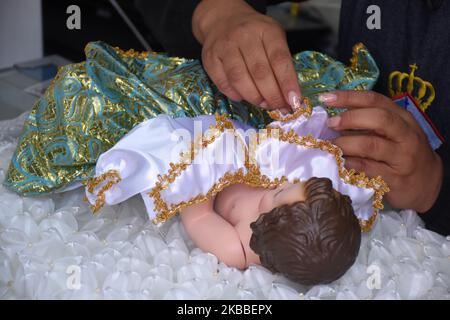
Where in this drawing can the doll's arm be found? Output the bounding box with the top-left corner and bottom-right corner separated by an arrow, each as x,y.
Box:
180,198 -> 246,269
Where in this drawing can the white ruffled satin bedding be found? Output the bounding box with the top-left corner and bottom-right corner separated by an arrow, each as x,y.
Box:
0,112 -> 449,300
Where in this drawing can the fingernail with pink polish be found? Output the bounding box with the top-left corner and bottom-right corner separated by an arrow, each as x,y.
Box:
318,92 -> 337,104
279,108 -> 290,115
288,91 -> 301,110
259,101 -> 269,109
327,116 -> 341,128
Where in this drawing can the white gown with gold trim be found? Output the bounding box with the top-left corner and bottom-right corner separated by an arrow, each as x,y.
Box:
84,106 -> 388,231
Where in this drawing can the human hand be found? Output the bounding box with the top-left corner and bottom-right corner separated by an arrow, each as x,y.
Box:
319,90 -> 443,213
192,0 -> 301,111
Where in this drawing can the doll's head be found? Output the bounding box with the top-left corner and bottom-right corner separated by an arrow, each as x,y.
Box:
249,177 -> 361,286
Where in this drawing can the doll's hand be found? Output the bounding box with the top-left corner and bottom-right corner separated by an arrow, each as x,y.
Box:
320,90 -> 443,213
192,0 -> 300,111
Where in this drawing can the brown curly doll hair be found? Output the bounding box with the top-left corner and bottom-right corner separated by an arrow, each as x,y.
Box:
249,177 -> 361,286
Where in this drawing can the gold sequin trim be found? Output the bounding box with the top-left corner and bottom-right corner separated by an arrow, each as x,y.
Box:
150,166 -> 288,224
350,42 -> 366,70
112,46 -> 152,60
82,169 -> 122,214
267,97 -> 312,122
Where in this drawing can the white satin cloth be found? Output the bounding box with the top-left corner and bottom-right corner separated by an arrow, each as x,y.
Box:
84,107 -> 383,225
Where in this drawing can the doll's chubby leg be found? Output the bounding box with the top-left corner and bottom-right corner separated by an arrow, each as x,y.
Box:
180,199 -> 247,269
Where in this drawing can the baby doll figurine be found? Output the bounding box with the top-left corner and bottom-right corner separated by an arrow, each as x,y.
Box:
76,104 -> 387,286
181,177 -> 361,286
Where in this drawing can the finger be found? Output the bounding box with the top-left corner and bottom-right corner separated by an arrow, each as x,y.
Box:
220,47 -> 264,106
240,38 -> 286,109
263,28 -> 301,109
202,48 -> 243,101
340,129 -> 373,136
279,107 -> 290,115
259,100 -> 270,110
333,135 -> 398,165
319,90 -> 409,118
327,108 -> 409,141
320,90 -> 424,134
319,90 -> 395,109
344,156 -> 395,181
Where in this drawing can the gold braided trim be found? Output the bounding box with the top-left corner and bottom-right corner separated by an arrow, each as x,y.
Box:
81,169 -> 122,214
267,97 -> 312,122
147,113 -> 389,232
111,46 -> 189,66
112,46 -> 152,60
150,166 -> 288,224
350,42 -> 366,70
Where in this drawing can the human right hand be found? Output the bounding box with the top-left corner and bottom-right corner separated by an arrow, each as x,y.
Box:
192,0 -> 301,111
320,90 -> 443,213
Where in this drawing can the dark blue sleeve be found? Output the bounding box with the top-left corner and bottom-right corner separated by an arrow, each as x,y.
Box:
135,0 -> 203,58
421,142 -> 450,236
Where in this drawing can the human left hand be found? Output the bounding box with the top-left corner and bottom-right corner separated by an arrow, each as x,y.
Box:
318,90 -> 443,213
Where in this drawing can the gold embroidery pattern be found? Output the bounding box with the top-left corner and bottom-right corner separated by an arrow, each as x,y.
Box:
388,64 -> 435,112
112,46 -> 151,60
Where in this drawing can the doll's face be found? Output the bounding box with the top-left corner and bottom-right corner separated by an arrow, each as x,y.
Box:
258,182 -> 306,214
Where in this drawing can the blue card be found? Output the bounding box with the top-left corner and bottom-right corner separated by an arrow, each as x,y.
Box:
393,93 -> 444,150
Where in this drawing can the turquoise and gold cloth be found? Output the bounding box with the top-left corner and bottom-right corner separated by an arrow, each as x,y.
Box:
4,42 -> 379,196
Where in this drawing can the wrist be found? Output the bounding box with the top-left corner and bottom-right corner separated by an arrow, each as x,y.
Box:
192,0 -> 255,44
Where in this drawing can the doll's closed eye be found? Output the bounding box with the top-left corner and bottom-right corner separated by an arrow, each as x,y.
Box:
274,189 -> 284,197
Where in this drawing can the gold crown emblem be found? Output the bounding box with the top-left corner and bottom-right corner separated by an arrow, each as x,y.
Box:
388,64 -> 435,111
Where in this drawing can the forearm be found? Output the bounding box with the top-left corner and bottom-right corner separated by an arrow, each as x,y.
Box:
136,0 -> 273,58
192,0 -> 266,45
181,203 -> 246,269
